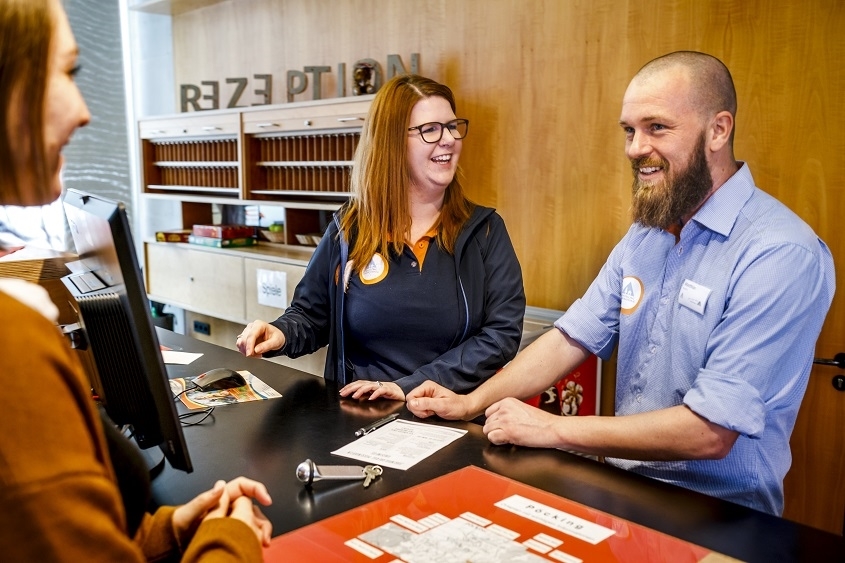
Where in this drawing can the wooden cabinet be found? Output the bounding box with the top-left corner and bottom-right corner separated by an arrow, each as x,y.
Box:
140,111 -> 241,199
138,96 -> 372,248
146,242 -> 246,321
145,240 -> 314,322
240,97 -> 369,134
244,258 -> 305,322
241,98 -> 369,199
144,239 -> 329,375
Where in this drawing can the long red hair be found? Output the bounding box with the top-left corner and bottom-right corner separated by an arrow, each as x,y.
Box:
340,74 -> 473,271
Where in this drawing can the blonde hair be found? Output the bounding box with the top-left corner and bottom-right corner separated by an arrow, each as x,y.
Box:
0,0 -> 53,205
340,74 -> 473,270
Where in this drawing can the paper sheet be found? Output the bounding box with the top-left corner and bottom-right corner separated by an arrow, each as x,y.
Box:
332,419 -> 467,470
161,350 -> 203,365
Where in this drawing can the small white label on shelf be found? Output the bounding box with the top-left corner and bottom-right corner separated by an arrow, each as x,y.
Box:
257,269 -> 287,309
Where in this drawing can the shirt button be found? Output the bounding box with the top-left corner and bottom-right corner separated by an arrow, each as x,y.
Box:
678,246 -> 683,255
636,394 -> 643,403
410,261 -> 417,268
650,346 -> 656,354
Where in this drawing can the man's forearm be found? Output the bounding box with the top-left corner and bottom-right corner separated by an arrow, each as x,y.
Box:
547,404 -> 739,460
465,328 -> 590,419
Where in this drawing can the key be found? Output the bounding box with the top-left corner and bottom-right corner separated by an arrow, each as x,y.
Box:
363,464 -> 383,488
296,458 -> 369,487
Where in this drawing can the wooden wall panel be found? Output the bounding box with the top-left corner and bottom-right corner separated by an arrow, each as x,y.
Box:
171,0 -> 636,311
166,0 -> 845,533
170,0 -> 844,310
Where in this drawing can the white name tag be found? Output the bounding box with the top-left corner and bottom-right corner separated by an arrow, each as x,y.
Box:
678,279 -> 711,315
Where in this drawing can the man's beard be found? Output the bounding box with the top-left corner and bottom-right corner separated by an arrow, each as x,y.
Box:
630,135 -> 713,229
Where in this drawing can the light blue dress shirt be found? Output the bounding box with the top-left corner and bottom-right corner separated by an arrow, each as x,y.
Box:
556,163 -> 835,515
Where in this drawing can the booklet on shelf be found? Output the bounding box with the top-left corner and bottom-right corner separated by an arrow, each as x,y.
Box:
155,229 -> 192,243
191,224 -> 256,239
188,234 -> 257,248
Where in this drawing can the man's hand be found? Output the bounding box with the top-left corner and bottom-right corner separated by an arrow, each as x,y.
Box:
340,379 -> 405,401
236,320 -> 285,357
483,397 -> 560,448
406,381 -> 472,420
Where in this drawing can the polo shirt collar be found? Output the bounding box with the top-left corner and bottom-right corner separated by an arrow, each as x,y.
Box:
417,226 -> 439,242
385,226 -> 439,244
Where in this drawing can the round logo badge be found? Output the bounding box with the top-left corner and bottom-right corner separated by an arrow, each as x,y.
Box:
360,253 -> 388,285
620,276 -> 644,315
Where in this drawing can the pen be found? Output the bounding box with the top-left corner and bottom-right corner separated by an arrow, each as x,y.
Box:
354,413 -> 400,437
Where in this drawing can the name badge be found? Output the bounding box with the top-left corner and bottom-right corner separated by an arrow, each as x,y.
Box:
678,279 -> 711,315
360,253 -> 388,285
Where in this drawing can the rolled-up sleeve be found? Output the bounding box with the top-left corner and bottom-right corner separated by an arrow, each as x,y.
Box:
684,368 -> 765,437
555,298 -> 618,360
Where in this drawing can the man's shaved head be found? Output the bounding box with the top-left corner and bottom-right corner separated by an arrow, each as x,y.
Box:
635,51 -> 737,130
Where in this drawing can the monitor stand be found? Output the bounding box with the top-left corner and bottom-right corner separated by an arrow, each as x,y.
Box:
98,406 -> 168,483
140,446 -> 166,479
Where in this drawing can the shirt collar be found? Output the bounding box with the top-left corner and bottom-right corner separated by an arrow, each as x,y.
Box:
689,162 -> 755,238
387,225 -> 439,244
420,226 -> 438,240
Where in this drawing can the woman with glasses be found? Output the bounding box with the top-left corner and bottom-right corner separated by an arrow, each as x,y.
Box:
238,74 -> 525,402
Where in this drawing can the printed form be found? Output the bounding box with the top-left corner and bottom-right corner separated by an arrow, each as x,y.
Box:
332,419 -> 467,470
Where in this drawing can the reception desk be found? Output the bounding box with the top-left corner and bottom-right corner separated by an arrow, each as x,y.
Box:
151,330 -> 843,562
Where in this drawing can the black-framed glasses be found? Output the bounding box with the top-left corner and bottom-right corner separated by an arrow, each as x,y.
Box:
408,119 -> 469,143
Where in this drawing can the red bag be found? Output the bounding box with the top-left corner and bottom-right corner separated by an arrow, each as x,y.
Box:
524,354 -> 601,416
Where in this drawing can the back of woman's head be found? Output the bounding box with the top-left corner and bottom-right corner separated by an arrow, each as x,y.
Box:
0,0 -> 53,205
344,74 -> 471,267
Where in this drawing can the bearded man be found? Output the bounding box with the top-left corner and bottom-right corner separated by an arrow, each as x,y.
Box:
407,51 -> 835,516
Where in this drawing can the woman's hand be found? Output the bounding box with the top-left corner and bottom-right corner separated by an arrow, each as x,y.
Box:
236,320 -> 285,357
340,380 -> 405,401
205,481 -> 273,547
171,480 -> 225,546
172,477 -> 273,547
406,381 -> 471,420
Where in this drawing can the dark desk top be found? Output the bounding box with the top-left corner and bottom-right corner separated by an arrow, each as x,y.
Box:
153,330 -> 844,563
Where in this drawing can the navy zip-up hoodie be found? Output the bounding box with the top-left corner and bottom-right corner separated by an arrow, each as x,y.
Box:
267,205 -> 525,394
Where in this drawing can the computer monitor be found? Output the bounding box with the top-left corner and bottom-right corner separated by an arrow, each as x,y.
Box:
61,188 -> 192,472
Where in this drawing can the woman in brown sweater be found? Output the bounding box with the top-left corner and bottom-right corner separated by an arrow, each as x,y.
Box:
0,0 -> 272,560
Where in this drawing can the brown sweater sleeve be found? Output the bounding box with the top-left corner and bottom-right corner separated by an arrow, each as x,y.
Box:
0,292 -> 148,562
182,518 -> 263,563
0,291 -> 262,562
134,506 -> 261,563
134,507 -> 180,561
